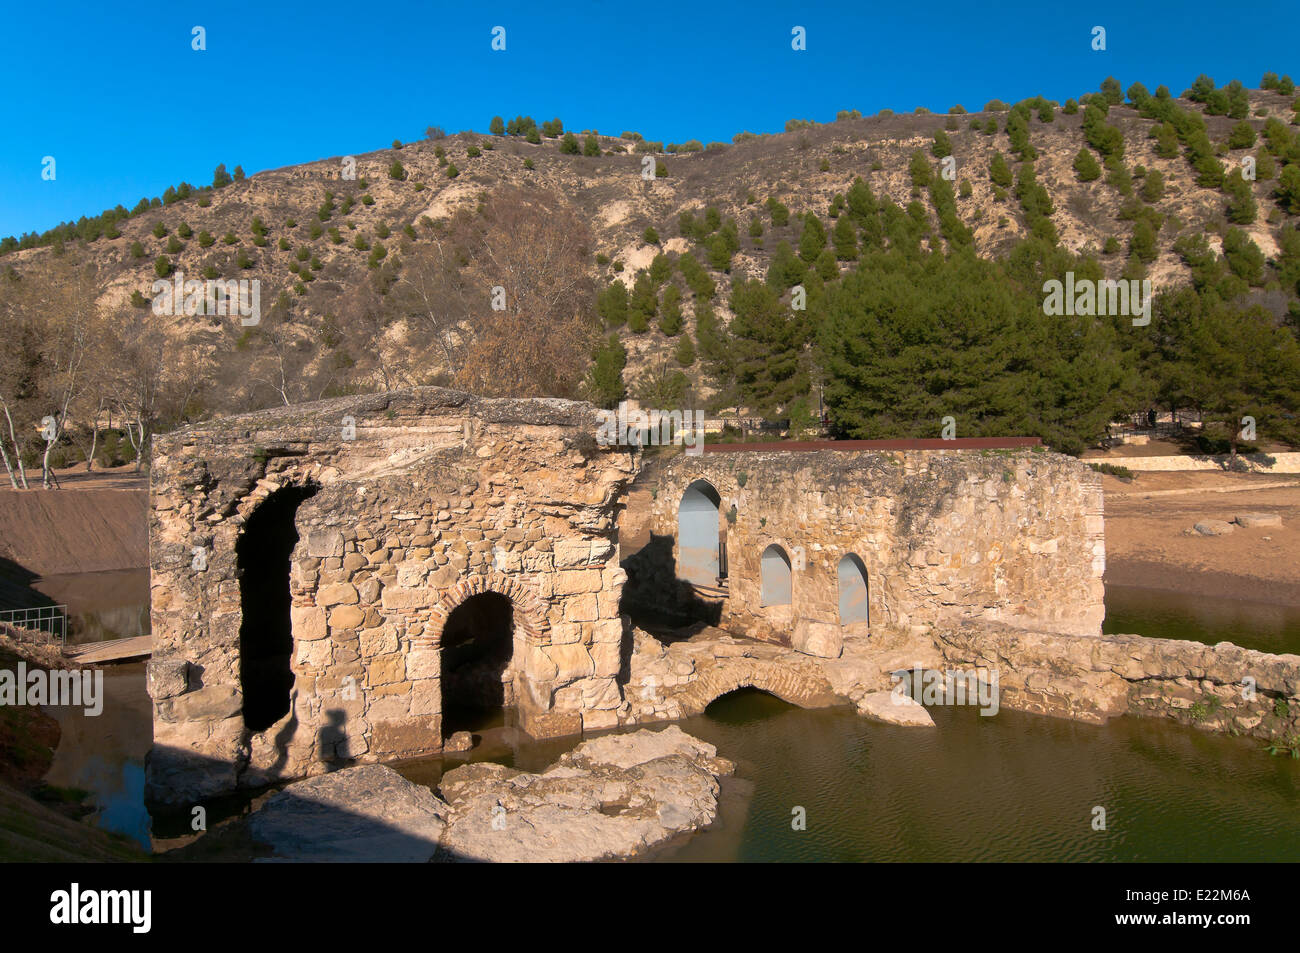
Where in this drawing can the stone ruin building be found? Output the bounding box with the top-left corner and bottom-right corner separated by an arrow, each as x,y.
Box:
145,387 -> 1104,805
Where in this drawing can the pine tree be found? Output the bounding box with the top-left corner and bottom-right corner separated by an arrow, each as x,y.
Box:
798,214 -> 827,262
584,334 -> 627,407
1073,149 -> 1102,182
832,215 -> 858,260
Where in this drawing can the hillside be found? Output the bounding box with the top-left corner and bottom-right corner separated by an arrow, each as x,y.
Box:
2,75 -> 1300,463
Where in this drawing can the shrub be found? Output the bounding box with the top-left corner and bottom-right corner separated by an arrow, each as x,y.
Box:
560,132 -> 580,154
130,241 -> 145,259
222,231 -> 237,245
1073,148 -> 1103,182
446,163 -> 459,178
153,255 -> 172,277
388,160 -> 406,180
643,226 -> 660,245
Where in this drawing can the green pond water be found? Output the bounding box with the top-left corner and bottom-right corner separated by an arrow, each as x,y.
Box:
1103,584 -> 1300,655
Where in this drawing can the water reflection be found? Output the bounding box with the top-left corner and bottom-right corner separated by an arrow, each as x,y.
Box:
30,568 -> 151,645
42,663 -> 152,849
1104,584 -> 1300,655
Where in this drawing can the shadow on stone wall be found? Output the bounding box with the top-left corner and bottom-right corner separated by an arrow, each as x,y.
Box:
620,534 -> 723,630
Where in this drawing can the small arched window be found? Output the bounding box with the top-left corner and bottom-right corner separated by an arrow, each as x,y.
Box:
760,544 -> 792,606
838,553 -> 869,624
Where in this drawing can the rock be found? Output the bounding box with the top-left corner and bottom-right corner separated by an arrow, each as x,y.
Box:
436,726 -> 725,862
1193,520 -> 1235,536
856,690 -> 936,727
147,658 -> 189,699
248,764 -> 449,862
792,618 -> 843,659
1235,512 -> 1282,528
444,730 -> 474,753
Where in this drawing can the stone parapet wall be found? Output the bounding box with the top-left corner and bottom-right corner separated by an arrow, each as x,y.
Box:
146,387 -> 638,805
935,622 -> 1300,741
625,448 -> 1105,653
1096,452 -> 1300,472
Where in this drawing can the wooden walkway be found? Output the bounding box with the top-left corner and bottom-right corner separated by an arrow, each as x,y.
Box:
64,636 -> 152,664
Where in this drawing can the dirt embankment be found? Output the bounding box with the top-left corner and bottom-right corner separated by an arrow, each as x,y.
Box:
1101,471 -> 1300,607
0,466 -> 148,577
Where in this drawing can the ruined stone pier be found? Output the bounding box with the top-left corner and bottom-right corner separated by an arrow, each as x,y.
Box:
146,388 -> 1108,804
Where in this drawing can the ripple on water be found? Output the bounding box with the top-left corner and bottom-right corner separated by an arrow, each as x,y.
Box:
652,688 -> 1300,862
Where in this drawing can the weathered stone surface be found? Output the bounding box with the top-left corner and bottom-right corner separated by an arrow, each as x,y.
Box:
147,658 -> 189,700
444,730 -> 473,752
792,618 -> 843,659
856,691 -> 936,727
934,621 -> 1300,741
622,448 -> 1105,645
1194,520 -> 1235,536
248,764 -> 449,862
146,387 -> 638,805
1235,512 -> 1283,528
436,727 -> 725,862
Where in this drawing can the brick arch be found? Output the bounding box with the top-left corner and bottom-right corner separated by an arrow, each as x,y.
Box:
423,570 -> 550,648
673,658 -> 841,716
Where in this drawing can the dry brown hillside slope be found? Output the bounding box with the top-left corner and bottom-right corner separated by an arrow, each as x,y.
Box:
3,86 -> 1299,416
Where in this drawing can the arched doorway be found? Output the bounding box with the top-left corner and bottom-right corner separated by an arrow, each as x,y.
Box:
678,479 -> 722,585
760,544 -> 792,606
440,591 -> 515,737
838,553 -> 869,624
237,483 -> 318,733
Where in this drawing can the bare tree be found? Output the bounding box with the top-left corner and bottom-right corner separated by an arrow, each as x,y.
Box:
389,186 -> 600,399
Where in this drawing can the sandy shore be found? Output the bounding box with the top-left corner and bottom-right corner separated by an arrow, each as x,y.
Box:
1101,470 -> 1300,607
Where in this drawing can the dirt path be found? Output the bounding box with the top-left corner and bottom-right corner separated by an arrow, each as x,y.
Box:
0,464 -> 148,577
1101,471 -> 1300,607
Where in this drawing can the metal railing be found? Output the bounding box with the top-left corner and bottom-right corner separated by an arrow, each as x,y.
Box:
0,605 -> 69,647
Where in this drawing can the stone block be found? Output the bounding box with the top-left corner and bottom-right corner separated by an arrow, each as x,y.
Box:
148,658 -> 190,700
291,606 -> 327,641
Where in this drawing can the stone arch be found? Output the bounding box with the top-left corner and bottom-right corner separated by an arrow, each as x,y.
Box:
677,479 -> 722,585
236,481 -> 319,733
838,553 -> 869,625
760,544 -> 792,606
674,658 -> 840,716
424,570 -> 550,648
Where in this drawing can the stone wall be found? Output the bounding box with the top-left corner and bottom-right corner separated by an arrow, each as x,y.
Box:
623,448 -> 1105,656
146,388 -> 637,805
1095,452 -> 1300,472
936,621 -> 1300,740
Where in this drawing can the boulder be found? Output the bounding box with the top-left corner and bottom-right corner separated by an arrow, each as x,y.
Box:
436,726 -> 726,862
248,764 -> 449,862
443,730 -> 474,753
1193,520 -> 1235,536
1234,512 -> 1283,528
792,618 -> 843,659
856,690 -> 936,727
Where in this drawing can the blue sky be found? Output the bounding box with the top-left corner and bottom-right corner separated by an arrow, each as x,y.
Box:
1,0 -> 1296,237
